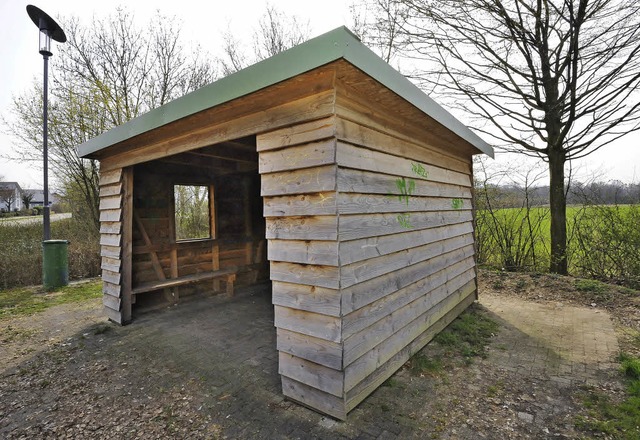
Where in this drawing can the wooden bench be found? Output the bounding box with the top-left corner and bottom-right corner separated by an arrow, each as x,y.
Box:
131,267 -> 237,296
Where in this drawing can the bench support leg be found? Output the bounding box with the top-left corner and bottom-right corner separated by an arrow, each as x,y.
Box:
226,274 -> 236,296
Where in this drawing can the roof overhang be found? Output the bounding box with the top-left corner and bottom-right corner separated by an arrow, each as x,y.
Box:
77,26 -> 494,159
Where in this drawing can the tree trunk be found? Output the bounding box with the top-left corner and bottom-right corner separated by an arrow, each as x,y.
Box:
549,151 -> 568,274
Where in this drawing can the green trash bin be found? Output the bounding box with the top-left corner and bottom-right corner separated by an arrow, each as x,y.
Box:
43,239 -> 69,290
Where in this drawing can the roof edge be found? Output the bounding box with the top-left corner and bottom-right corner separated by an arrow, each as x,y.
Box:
77,26 -> 493,158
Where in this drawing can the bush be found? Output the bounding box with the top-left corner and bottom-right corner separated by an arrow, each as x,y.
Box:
0,217 -> 100,289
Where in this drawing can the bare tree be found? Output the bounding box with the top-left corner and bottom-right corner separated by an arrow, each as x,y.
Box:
366,0 -> 640,274
218,5 -> 310,75
4,9 -> 216,229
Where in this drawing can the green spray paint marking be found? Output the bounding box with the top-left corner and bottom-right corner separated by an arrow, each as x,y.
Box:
451,198 -> 464,209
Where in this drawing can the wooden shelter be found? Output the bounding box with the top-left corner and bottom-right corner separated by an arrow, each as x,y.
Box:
78,27 -> 493,420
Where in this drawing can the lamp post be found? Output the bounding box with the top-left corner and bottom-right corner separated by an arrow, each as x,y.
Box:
26,4 -> 66,241
27,5 -> 69,290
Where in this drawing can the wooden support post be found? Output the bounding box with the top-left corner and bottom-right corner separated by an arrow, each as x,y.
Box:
170,248 -> 179,303
121,167 -> 133,323
210,184 -> 220,292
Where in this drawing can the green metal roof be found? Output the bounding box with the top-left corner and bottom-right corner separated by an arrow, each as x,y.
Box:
77,26 -> 493,158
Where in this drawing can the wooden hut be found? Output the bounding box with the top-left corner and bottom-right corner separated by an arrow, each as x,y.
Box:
78,27 -> 494,420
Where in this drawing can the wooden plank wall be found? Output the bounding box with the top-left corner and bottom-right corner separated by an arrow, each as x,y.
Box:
334,81 -> 478,414
257,116 -> 350,420
99,168 -> 126,324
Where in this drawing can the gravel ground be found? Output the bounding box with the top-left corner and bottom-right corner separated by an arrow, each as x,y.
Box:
1,270 -> 637,439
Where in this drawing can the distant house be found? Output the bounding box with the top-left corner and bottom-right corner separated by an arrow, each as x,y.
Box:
22,189 -> 57,208
0,182 -> 23,212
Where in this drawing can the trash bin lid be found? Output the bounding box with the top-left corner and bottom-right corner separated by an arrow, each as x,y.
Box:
43,239 -> 70,244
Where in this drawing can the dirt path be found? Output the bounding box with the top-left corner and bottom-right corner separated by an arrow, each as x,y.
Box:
0,277 -> 628,439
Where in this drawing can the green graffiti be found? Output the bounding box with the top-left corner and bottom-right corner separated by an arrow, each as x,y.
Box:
397,213 -> 413,229
395,177 -> 415,206
451,198 -> 464,209
411,162 -> 429,179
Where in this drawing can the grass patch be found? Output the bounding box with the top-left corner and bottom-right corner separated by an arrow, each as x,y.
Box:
433,305 -> 499,364
409,354 -> 443,376
576,353 -> 640,439
0,280 -> 101,320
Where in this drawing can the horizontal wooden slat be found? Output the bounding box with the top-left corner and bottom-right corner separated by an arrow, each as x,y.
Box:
277,328 -> 343,370
261,165 -> 337,196
338,210 -> 473,241
343,275 -> 476,366
100,234 -> 121,247
266,216 -> 337,240
274,305 -> 341,343
101,256 -> 121,273
131,267 -> 237,294
345,290 -> 476,411
342,245 -> 476,314
100,221 -> 122,235
101,245 -> 120,258
257,116 -> 336,151
337,193 -> 471,215
340,233 -> 474,288
102,269 -> 121,285
102,293 -> 121,311
100,209 -> 121,222
99,183 -> 122,197
279,352 -> 344,398
263,192 -> 337,217
270,261 -> 339,289
102,281 -> 121,297
281,376 -> 346,421
268,239 -> 338,266
339,222 -> 473,265
103,305 -> 123,325
337,168 -> 472,198
272,281 -> 341,317
99,169 -> 122,186
259,139 -> 336,174
344,281 -> 476,392
343,262 -> 476,338
336,117 -> 470,174
336,142 -> 472,187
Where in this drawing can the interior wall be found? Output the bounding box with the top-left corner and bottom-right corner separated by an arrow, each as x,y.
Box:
130,146 -> 267,311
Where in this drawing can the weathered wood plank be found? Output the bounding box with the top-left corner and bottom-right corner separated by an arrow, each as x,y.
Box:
336,142 -> 472,187
344,281 -> 476,391
258,139 -> 336,174
270,261 -> 340,289
99,234 -> 122,247
257,116 -> 336,151
268,239 -> 338,266
276,328 -> 343,370
101,245 -> 120,258
100,257 -> 121,273
99,169 -> 122,186
104,305 -> 123,325
102,293 -> 120,311
337,168 -> 472,198
266,216 -> 337,241
337,193 -> 471,214
336,117 -> 470,174
342,245 -> 476,314
339,222 -> 473,265
101,89 -> 337,171
261,165 -> 336,196
279,352 -> 344,398
281,376 -> 346,421
100,209 -> 122,222
340,233 -> 474,288
343,277 -> 476,366
343,262 -> 476,338
345,290 -> 476,411
121,167 -> 133,323
99,221 -> 122,235
263,192 -> 337,217
272,281 -> 341,317
274,305 -> 341,343
338,210 -> 473,241
102,281 -> 120,297
101,269 -> 121,285
99,195 -> 121,211
99,183 -> 122,197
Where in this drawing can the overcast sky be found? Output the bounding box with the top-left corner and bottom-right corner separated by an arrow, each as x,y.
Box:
0,0 -> 637,189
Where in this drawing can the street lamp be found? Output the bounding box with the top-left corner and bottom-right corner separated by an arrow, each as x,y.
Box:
27,5 -> 69,291
26,4 -> 66,241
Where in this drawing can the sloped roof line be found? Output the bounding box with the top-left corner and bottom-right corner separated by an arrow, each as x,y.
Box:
77,26 -> 494,158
